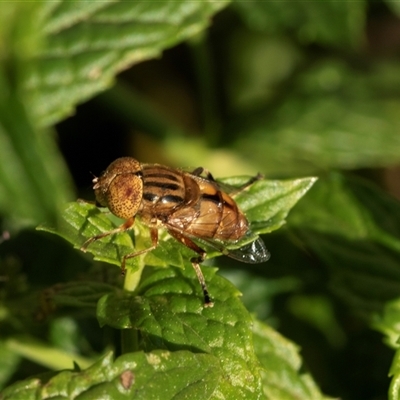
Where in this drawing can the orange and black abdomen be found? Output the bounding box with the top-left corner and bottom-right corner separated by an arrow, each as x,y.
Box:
168,174 -> 249,241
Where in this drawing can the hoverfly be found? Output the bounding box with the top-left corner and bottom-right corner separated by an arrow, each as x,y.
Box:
81,157 -> 270,307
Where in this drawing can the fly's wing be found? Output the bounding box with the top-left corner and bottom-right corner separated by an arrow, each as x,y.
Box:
225,236 -> 270,264
196,233 -> 270,264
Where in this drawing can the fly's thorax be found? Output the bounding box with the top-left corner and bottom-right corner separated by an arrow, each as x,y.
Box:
139,165 -> 200,215
93,157 -> 143,219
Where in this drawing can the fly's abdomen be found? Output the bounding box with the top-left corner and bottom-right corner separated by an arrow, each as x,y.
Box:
216,192 -> 249,240
170,180 -> 249,241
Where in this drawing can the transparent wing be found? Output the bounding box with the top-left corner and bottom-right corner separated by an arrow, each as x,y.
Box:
196,234 -> 270,265
225,236 -> 270,264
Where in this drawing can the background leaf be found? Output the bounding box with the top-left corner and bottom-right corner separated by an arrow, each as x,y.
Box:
389,346 -> 400,400
230,61 -> 400,176
288,173 -> 400,318
253,319 -> 333,400
23,0 -> 229,127
233,0 -> 366,48
374,298 -> 400,349
0,3 -> 73,227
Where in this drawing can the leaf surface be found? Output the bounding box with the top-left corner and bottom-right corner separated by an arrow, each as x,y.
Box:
0,351 -> 222,400
0,2 -> 73,226
234,0 -> 365,48
253,319 -> 333,400
97,267 -> 262,398
289,173 -> 400,318
23,0 -> 229,127
231,61 -> 400,176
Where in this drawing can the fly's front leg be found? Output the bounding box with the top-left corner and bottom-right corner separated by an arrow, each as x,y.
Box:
81,217 -> 135,252
81,220 -> 159,275
192,167 -> 262,196
191,167 -> 216,182
168,230 -> 213,307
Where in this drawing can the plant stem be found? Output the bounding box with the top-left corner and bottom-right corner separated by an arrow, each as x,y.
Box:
5,337 -> 94,370
123,258 -> 145,293
120,257 -> 145,353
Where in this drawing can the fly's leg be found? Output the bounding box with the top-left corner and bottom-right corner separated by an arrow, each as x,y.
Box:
81,217 -> 135,251
120,228 -> 158,273
191,167 -> 216,182
192,167 -> 262,196
81,217 -> 155,274
168,230 -> 213,307
231,173 -> 263,196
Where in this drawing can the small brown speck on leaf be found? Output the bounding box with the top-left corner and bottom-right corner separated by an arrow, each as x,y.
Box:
120,370 -> 135,389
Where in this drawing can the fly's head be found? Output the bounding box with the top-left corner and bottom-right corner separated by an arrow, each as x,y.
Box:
93,157 -> 143,220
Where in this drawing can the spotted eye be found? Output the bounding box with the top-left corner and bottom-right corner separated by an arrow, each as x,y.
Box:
106,174 -> 143,220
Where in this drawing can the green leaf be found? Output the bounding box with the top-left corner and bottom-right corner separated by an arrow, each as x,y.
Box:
38,202 -> 190,272
226,175 -> 317,234
224,34 -> 301,113
0,2 -> 73,226
374,298 -> 400,349
287,295 -> 346,348
253,319 -> 332,400
0,341 -> 20,390
233,0 -> 366,48
4,336 -> 94,372
97,267 -> 262,398
288,173 -> 400,317
0,350 -> 222,400
41,281 -> 118,311
23,0 -> 229,127
384,0 -> 400,17
221,268 -> 299,321
390,347 -> 400,400
232,60 -> 400,176
0,102 -> 73,227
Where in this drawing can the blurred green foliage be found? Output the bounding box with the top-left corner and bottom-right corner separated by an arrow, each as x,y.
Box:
1,1 -> 400,399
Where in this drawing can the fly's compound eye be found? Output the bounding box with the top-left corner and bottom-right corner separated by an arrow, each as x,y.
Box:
105,173 -> 143,220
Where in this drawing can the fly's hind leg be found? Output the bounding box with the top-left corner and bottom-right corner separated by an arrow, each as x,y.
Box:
230,173 -> 264,196
168,230 -> 213,307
